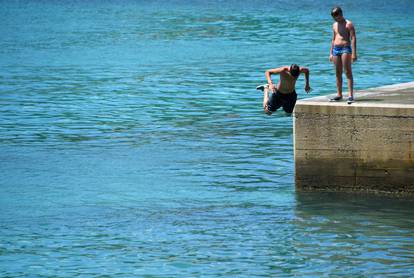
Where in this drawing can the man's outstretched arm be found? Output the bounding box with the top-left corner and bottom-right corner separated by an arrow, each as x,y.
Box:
300,67 -> 311,94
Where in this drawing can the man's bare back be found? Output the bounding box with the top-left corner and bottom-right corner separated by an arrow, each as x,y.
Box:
265,65 -> 310,95
277,69 -> 298,94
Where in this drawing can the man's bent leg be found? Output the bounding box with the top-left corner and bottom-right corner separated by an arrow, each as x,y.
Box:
282,92 -> 297,113
263,88 -> 272,115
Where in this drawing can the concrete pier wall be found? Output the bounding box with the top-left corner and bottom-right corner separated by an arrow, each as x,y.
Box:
294,82 -> 414,195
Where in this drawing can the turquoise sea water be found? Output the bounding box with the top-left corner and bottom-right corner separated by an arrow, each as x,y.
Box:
1,0 -> 414,276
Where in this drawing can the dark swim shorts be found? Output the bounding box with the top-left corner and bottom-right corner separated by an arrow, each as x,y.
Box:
333,45 -> 352,56
266,90 -> 297,113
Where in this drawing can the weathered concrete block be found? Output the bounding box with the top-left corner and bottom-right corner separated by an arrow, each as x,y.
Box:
294,82 -> 414,195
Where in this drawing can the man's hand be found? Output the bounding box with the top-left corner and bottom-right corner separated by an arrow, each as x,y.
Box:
352,54 -> 357,62
329,54 -> 334,63
269,83 -> 276,93
305,85 -> 311,94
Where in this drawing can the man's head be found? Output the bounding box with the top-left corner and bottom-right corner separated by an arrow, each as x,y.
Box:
289,64 -> 300,78
331,6 -> 344,21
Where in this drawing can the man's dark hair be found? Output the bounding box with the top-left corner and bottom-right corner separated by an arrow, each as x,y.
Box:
289,64 -> 300,78
331,6 -> 343,17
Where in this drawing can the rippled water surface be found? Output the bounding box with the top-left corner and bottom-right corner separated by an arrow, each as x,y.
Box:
1,0 -> 414,276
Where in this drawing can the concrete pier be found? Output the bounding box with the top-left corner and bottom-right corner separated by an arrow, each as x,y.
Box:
294,82 -> 414,195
